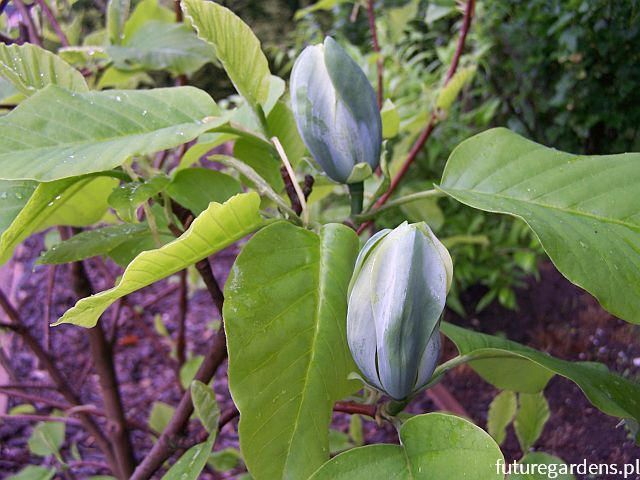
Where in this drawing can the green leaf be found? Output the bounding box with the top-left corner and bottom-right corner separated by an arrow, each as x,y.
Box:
149,401 -> 175,434
0,43 -> 88,96
167,168 -> 242,215
162,436 -> 215,480
514,393 -> 550,452
106,0 -> 130,45
225,221 -> 360,480
9,404 -> 36,415
37,224 -> 151,265
208,448 -> 242,472
439,128 -> 640,323
310,413 -> 504,479
191,380 -> 220,434
0,176 -> 117,265
510,452 -> 575,480
487,390 -> 517,445
381,99 -> 400,139
0,85 -> 221,182
179,355 -> 204,390
107,21 -> 213,75
182,0 -> 271,107
108,175 -> 170,222
441,322 -> 640,423
6,466 -> 56,480
0,180 -> 37,235
54,192 -> 262,327
27,422 -> 65,457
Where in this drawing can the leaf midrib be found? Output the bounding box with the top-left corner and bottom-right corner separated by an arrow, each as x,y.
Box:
440,186 -> 640,233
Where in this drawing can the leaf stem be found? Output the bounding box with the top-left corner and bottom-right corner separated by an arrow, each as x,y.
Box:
348,182 -> 365,218
358,189 -> 443,221
210,154 -> 302,223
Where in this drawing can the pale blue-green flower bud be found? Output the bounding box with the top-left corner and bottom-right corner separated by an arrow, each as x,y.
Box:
290,37 -> 382,184
347,222 -> 453,400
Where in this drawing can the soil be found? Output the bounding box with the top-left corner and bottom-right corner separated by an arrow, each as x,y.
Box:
0,236 -> 639,479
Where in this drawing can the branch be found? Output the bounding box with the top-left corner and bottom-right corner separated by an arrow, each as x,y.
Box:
34,0 -> 69,47
334,401 -> 377,418
175,269 -> 188,375
366,0 -> 383,108
70,260 -> 136,479
131,207 -> 229,480
356,0 -> 476,235
0,288 -> 118,472
13,0 -> 42,46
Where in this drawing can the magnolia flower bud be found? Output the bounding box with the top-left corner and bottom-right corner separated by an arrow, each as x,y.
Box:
347,222 -> 453,400
290,37 -> 382,184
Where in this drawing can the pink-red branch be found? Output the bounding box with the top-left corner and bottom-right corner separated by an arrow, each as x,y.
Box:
357,0 -> 476,235
366,0 -> 384,108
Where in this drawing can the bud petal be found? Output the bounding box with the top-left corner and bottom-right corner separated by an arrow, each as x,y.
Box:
347,222 -> 451,400
290,37 -> 382,184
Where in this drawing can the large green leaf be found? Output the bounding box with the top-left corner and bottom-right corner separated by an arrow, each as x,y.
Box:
167,168 -> 242,215
439,128 -> 640,323
310,413 -> 503,480
0,176 -> 117,265
107,21 -> 213,75
225,221 -> 360,480
0,43 -> 88,96
441,322 -> 640,423
54,192 -> 263,327
123,0 -> 174,39
182,0 -> 271,108
0,85 -> 221,181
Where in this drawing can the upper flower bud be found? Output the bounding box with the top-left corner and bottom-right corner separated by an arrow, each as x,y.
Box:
347,222 -> 453,400
290,37 -> 382,184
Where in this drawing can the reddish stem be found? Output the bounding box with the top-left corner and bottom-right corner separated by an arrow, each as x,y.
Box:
34,0 -> 69,47
334,401 -> 377,418
357,0 -> 476,235
366,0 -> 383,108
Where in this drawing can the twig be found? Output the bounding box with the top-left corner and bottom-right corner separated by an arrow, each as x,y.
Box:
357,189 -> 444,221
366,0 -> 383,108
139,284 -> 180,310
218,405 -> 239,431
13,0 -> 42,46
176,269 -> 188,374
34,0 -> 70,46
334,401 -> 377,418
211,154 -> 301,222
0,288 -> 118,473
0,413 -> 83,425
174,0 -> 182,22
356,0 -> 475,235
272,136 -> 308,225
0,383 -> 56,390
70,260 -> 136,479
44,264 -> 57,350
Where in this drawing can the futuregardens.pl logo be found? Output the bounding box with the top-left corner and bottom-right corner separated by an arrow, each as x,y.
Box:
496,459 -> 640,479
